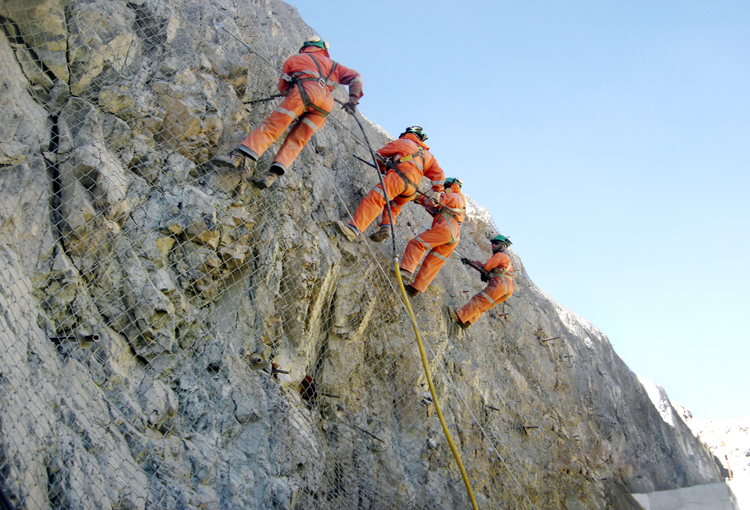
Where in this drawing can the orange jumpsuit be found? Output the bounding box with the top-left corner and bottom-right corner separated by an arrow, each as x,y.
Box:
457,251 -> 515,326
240,47 -> 362,173
400,185 -> 465,293
350,133 -> 444,233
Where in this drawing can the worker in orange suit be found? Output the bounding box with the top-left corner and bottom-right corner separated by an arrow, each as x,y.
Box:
215,36 -> 363,189
400,177 -> 466,297
450,235 -> 515,329
337,126 -> 445,242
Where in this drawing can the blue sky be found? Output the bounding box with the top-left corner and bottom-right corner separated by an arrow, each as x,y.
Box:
285,0 -> 749,420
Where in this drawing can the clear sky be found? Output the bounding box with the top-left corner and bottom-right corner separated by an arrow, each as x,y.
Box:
284,0 -> 749,420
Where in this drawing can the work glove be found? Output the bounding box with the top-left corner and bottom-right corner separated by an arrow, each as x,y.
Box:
425,189 -> 440,206
341,94 -> 359,115
376,155 -> 389,174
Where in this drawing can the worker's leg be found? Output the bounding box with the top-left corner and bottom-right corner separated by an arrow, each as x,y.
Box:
410,241 -> 456,293
240,89 -> 305,157
457,277 -> 511,325
272,112 -> 328,172
350,171 -> 408,233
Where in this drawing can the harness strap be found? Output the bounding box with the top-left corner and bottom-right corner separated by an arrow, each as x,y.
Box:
398,147 -> 425,171
490,267 -> 515,279
442,205 -> 466,218
290,54 -> 338,117
383,160 -> 419,198
438,209 -> 460,244
295,83 -> 329,116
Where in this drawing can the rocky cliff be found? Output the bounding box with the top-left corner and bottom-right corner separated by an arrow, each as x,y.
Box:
0,0 -> 723,508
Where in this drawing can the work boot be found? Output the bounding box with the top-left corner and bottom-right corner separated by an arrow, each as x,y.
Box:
214,149 -> 245,169
214,146 -> 259,169
405,284 -> 419,297
448,307 -> 469,328
369,224 -> 391,243
394,266 -> 412,283
337,220 -> 360,242
252,170 -> 279,190
448,307 -> 459,323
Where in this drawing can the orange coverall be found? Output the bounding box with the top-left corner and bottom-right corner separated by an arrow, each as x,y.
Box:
457,251 -> 515,326
400,185 -> 465,293
240,46 -> 362,173
350,133 -> 445,233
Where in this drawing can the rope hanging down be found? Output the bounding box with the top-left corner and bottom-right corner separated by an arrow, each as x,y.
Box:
217,22 -> 480,508
337,100 -> 396,256
393,259 -> 479,510
346,106 -> 478,508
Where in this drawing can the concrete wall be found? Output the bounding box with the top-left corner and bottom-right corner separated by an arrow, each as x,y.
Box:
728,478 -> 750,510
633,481 -> 743,510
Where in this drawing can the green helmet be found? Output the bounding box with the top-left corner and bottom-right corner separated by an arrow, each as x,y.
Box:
491,234 -> 511,247
301,36 -> 329,51
444,177 -> 463,188
400,125 -> 427,142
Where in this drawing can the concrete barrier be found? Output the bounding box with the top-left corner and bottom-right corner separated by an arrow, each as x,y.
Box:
632,481 -> 742,510
728,477 -> 750,510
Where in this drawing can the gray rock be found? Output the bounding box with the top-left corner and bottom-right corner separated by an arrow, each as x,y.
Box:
0,1 -> 724,509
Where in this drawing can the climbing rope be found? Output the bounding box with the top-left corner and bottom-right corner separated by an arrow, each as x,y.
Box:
0,12 -> 554,509
347,107 -> 478,509
393,258 -> 479,510
214,22 -> 539,508
341,102 -> 398,257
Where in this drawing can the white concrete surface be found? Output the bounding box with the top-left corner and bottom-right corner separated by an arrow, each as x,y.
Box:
632,481 -> 743,510
728,477 -> 750,510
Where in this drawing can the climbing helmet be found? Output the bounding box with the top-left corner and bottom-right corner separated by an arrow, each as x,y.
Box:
301,36 -> 329,51
401,126 -> 427,142
491,234 -> 511,248
444,177 -> 463,188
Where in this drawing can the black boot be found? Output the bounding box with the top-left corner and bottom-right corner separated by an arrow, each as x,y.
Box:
214,149 -> 245,169
252,171 -> 278,189
214,146 -> 259,169
369,225 -> 391,242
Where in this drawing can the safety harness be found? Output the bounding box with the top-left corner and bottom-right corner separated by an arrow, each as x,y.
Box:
288,53 -> 338,117
490,267 -> 515,278
477,265 -> 515,305
437,206 -> 466,245
381,145 -> 426,198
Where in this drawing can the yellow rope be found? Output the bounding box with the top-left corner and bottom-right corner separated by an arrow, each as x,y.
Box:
393,258 -> 479,510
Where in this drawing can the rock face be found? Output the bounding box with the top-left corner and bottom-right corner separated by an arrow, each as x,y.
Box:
0,0 -> 722,509
674,402 -> 750,481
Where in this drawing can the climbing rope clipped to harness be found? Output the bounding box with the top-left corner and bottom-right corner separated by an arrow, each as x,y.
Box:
212,27 -> 478,508
346,105 -> 477,509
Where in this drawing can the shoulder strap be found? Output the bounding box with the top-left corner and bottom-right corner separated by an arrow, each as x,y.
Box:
397,146 -> 425,171
308,54 -> 337,87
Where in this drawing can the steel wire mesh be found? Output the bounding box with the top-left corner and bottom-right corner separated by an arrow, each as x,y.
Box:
0,2 -> 546,509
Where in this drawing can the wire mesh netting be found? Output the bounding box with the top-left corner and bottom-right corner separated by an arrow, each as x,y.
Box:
0,1 -> 641,509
